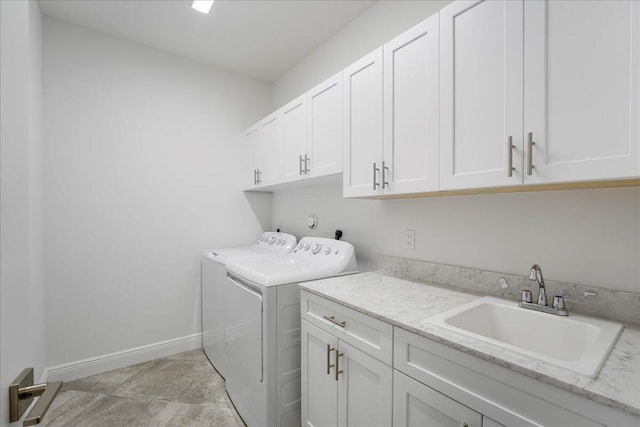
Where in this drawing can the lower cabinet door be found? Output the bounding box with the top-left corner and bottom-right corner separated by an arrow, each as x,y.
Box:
393,370 -> 482,427
301,320 -> 338,427
337,341 -> 393,427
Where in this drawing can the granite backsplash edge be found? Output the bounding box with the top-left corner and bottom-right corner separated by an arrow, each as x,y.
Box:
378,255 -> 640,326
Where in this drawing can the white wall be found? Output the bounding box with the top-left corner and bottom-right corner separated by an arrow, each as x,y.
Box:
0,0 -> 44,425
270,0 -> 640,294
271,0 -> 450,109
43,17 -> 272,366
272,185 -> 640,293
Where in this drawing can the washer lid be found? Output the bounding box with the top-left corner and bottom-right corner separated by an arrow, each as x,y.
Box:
226,237 -> 357,286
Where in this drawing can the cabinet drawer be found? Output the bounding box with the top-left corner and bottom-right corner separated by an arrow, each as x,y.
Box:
301,290 -> 393,365
394,327 -> 605,427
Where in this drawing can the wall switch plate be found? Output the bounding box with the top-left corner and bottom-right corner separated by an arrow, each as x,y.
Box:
404,229 -> 415,250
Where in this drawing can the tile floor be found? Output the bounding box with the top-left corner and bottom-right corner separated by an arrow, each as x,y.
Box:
43,349 -> 246,427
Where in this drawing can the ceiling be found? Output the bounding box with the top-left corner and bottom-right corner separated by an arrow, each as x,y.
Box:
39,0 -> 375,83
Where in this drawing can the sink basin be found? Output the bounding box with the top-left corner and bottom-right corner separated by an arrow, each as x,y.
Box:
427,296 -> 623,378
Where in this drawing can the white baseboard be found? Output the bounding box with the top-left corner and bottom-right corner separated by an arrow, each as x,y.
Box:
44,333 -> 202,383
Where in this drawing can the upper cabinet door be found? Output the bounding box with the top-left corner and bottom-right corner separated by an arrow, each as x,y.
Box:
281,96 -> 308,183
307,72 -> 344,178
343,48 -> 384,197
245,125 -> 261,188
524,0 -> 640,184
260,113 -> 283,186
440,0 -> 524,190
383,14 -> 440,195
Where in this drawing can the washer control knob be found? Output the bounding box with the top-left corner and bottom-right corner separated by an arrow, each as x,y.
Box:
312,244 -> 321,254
269,237 -> 276,244
297,242 -> 304,249
324,246 -> 332,255
304,242 -> 311,250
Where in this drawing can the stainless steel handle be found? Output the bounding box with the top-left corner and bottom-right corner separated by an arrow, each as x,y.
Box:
507,136 -> 515,177
257,169 -> 262,184
323,315 -> 346,328
10,368 -> 63,425
299,155 -> 304,175
304,154 -> 310,174
23,382 -> 63,427
382,160 -> 389,189
326,344 -> 335,375
373,162 -> 380,190
335,351 -> 343,381
527,132 -> 535,176
253,169 -> 257,185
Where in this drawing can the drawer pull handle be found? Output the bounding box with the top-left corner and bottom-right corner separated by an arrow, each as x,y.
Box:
323,315 -> 346,328
326,344 -> 335,375
335,351 -> 343,381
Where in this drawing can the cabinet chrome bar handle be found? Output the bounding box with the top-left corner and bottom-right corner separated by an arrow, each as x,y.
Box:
323,315 -> 346,328
527,132 -> 535,176
257,169 -> 262,184
326,344 -> 335,375
335,351 -> 343,381
507,136 -> 515,177
304,154 -> 310,174
373,162 -> 380,190
382,160 -> 389,189
299,155 -> 304,175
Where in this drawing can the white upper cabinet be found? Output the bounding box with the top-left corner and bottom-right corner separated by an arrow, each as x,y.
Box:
441,0 -> 639,191
307,72 -> 344,178
343,48 -> 384,197
245,125 -> 261,188
440,0 -> 524,190
383,13 -> 440,195
523,0 -> 640,184
281,96 -> 308,182
259,113 -> 284,187
344,16 -> 440,199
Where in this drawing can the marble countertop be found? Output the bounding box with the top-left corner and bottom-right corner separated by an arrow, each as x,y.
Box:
300,272 -> 640,418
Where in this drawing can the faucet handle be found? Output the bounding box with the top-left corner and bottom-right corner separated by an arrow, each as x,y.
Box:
521,289 -> 532,303
552,295 -> 566,310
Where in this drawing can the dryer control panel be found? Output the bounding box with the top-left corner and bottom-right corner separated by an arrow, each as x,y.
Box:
253,232 -> 297,253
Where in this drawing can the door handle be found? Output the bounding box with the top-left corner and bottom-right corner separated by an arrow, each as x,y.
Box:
527,132 -> 535,176
326,344 -> 335,375
382,160 -> 389,189
373,162 -> 380,190
507,136 -> 515,177
304,154 -> 310,174
335,351 -> 343,381
10,368 -> 62,426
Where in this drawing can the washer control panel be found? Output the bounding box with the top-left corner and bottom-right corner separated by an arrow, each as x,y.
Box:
253,232 -> 297,253
291,237 -> 354,261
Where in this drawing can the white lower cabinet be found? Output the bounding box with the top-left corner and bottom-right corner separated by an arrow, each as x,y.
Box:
301,320 -> 392,427
393,371 -> 483,427
301,291 -> 639,427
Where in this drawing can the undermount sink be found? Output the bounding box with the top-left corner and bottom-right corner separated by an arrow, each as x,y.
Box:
427,296 -> 623,378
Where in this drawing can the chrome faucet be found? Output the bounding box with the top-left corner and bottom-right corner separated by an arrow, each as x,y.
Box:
529,264 -> 547,306
519,264 -> 568,316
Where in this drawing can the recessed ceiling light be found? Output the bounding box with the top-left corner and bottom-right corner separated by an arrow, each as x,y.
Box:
192,0 -> 214,14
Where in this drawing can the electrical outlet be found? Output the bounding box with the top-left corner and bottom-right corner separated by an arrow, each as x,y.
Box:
404,229 -> 415,250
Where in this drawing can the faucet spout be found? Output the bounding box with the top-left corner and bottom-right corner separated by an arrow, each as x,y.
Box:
529,264 -> 547,306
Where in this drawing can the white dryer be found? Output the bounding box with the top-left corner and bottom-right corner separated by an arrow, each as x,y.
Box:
201,232 -> 296,379
225,237 -> 357,427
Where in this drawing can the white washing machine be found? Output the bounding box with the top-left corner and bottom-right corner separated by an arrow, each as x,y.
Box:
201,232 -> 297,379
224,237 -> 357,427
